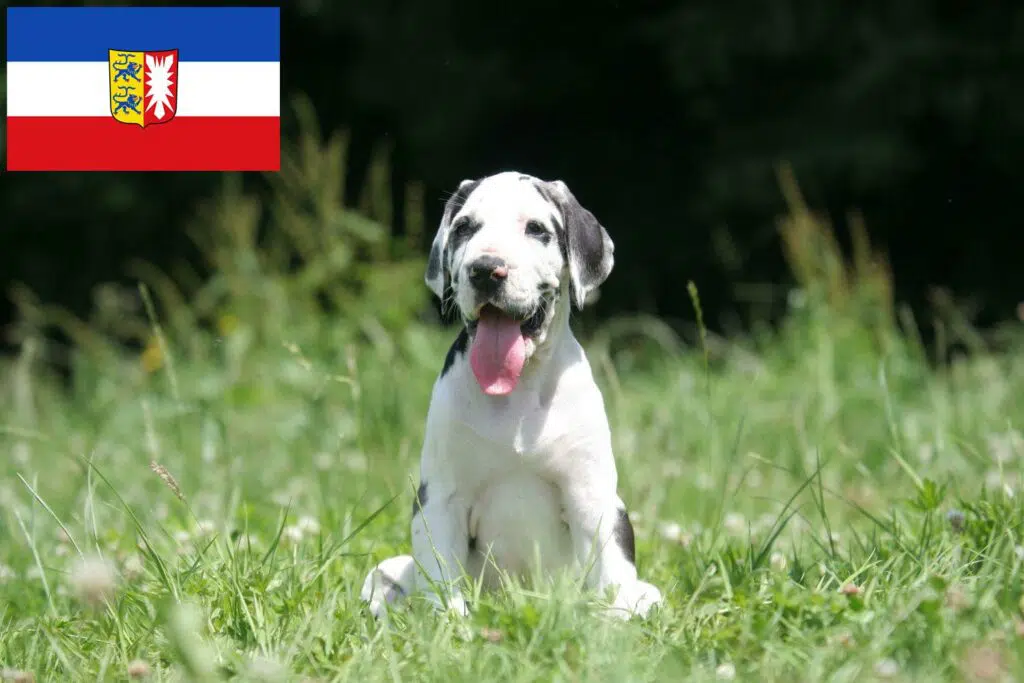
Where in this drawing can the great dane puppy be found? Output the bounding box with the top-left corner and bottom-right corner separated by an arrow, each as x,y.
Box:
360,171 -> 662,619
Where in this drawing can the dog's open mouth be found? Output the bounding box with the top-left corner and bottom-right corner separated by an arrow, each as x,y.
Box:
467,303 -> 548,396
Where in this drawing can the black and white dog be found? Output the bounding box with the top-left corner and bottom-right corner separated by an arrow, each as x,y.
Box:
360,171 -> 662,619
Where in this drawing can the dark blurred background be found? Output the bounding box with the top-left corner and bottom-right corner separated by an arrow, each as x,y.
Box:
3,0 -> 1022,356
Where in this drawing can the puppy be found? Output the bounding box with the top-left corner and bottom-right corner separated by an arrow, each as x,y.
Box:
361,171 -> 662,619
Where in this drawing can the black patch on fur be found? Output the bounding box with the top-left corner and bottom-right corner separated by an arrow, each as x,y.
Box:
425,246 -> 443,289
613,508 -> 636,566
520,298 -> 551,337
531,179 -> 610,309
550,216 -> 568,262
442,185 -> 481,250
533,183 -> 571,265
447,217 -> 482,257
532,180 -> 557,206
412,482 -> 429,518
440,328 -> 469,378
431,179 -> 482,304
525,219 -> 552,245
444,181 -> 481,225
565,203 -> 608,291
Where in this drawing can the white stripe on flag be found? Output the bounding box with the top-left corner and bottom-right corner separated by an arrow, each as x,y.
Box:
7,61 -> 280,117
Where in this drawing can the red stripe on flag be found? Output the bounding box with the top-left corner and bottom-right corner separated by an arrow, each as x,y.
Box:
6,116 -> 280,171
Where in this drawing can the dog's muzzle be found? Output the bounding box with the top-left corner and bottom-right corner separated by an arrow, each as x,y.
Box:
467,255 -> 510,298
458,257 -> 554,397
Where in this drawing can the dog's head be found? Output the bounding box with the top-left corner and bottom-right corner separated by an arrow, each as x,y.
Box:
425,171 -> 614,395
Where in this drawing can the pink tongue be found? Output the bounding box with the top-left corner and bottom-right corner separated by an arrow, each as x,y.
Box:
470,309 -> 527,395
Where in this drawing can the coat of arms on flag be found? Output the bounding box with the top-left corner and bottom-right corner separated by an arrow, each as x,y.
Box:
108,49 -> 179,128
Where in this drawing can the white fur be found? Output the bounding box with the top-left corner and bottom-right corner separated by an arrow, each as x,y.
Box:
361,172 -> 662,620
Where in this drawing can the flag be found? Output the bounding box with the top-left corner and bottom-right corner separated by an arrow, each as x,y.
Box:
6,6 -> 280,172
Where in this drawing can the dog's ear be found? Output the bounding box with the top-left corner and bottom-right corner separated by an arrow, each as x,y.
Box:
425,178 -> 480,300
542,180 -> 615,310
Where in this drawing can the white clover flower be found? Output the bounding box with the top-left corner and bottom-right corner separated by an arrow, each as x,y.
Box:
122,554 -> 145,580
723,512 -> 746,536
661,461 -> 684,478
715,662 -> 736,680
769,552 -> 787,573
874,658 -> 900,678
281,525 -> 303,545
127,659 -> 151,679
345,452 -> 368,472
69,555 -> 118,606
658,521 -> 682,542
297,516 -> 321,535
246,654 -> 286,681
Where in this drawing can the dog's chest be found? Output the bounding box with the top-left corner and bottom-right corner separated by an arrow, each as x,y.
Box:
466,468 -> 576,582
434,362 -> 603,482
423,372 -> 597,580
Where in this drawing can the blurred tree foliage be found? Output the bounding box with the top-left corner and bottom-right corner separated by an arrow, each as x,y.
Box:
2,0 -> 1022,351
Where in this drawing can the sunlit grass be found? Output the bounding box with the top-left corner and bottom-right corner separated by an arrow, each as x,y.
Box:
2,124 -> 1023,681
2,289 -> 1023,682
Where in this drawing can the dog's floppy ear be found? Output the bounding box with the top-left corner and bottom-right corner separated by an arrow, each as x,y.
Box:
425,178 -> 480,300
542,180 -> 615,310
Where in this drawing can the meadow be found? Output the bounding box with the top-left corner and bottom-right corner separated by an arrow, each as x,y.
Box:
2,136 -> 1023,682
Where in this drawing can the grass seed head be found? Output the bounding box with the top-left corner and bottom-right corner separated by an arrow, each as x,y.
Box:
149,461 -> 185,502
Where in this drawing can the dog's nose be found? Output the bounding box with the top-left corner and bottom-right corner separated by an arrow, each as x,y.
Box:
467,255 -> 509,293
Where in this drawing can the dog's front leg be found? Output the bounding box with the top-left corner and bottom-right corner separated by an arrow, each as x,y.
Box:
561,476 -> 661,618
411,481 -> 471,616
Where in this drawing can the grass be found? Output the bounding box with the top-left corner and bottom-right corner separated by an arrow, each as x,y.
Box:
2,142 -> 1024,681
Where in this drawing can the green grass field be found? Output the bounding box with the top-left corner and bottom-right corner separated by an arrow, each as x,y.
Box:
2,155 -> 1023,681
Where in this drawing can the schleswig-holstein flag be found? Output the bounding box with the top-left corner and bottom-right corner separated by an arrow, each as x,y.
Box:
6,6 -> 280,171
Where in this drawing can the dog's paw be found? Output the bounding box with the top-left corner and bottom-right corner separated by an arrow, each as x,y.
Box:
361,570 -> 398,619
605,580 -> 663,620
360,556 -> 415,619
424,590 -> 470,618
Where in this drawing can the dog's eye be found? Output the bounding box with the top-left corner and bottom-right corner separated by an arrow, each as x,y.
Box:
450,218 -> 480,246
525,220 -> 550,243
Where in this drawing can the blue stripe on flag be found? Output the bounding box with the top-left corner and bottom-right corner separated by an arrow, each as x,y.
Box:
7,6 -> 280,62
